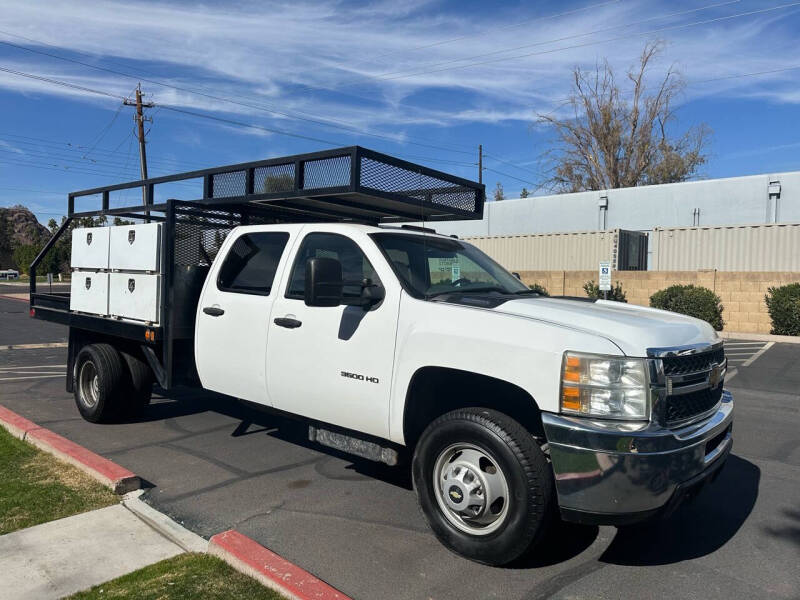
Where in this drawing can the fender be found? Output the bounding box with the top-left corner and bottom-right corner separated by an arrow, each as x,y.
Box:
387,294 -> 621,445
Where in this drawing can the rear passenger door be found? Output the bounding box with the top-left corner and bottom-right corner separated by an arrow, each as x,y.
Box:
195,229 -> 292,406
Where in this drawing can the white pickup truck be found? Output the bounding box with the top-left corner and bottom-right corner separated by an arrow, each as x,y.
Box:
30,148 -> 732,566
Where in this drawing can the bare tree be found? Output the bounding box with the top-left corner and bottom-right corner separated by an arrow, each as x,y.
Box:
493,182 -> 505,201
538,42 -> 710,192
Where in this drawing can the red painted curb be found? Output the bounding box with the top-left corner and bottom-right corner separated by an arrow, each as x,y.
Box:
0,405 -> 39,439
0,405 -> 140,494
209,530 -> 352,600
0,294 -> 27,303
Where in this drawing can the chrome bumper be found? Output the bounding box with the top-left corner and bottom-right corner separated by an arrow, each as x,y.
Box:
542,390 -> 733,525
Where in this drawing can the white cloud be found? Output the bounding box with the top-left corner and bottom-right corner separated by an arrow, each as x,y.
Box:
0,0 -> 797,140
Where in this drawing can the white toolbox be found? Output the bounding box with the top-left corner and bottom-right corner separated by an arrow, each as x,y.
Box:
109,223 -> 161,272
71,227 -> 110,270
109,272 -> 161,323
69,272 -> 109,315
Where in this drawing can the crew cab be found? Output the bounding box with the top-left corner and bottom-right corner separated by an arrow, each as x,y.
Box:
29,148 -> 733,565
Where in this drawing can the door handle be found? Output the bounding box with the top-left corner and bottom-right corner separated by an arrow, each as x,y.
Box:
274,317 -> 302,329
203,306 -> 225,317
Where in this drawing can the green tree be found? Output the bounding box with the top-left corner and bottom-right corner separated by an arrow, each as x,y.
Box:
12,244 -> 39,274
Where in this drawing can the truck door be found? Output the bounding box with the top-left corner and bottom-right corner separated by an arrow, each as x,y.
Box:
266,230 -> 399,439
195,229 -> 293,405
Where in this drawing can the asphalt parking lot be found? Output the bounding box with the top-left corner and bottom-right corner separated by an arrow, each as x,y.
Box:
1,289 -> 798,600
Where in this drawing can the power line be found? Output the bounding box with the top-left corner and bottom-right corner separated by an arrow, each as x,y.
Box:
0,67 -> 476,178
368,1 -> 800,82
0,65 -> 123,99
0,131 -> 205,170
483,152 -> 541,178
315,0 -> 742,92
277,0 -> 624,83
483,166 -> 539,187
0,34 -> 473,156
81,102 -> 124,159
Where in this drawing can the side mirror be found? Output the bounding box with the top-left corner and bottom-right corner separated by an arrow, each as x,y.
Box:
512,272 -> 521,280
305,257 -> 343,307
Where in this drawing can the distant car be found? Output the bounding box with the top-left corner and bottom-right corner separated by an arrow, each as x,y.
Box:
0,269 -> 19,280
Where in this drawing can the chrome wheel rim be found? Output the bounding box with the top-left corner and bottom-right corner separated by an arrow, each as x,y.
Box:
432,443 -> 510,535
78,360 -> 100,408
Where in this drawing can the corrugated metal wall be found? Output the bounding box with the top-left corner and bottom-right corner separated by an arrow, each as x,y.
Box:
466,222 -> 800,272
652,223 -> 800,271
466,230 -> 617,271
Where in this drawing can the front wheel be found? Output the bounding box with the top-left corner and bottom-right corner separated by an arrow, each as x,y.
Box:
412,408 -> 554,566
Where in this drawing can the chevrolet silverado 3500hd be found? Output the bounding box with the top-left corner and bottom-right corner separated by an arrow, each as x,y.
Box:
30,147 -> 732,565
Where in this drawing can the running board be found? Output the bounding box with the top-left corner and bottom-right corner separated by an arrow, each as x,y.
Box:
308,426 -> 399,466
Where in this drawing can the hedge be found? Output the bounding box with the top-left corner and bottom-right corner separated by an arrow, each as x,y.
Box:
528,283 -> 549,296
650,284 -> 724,331
584,280 -> 627,302
765,283 -> 800,336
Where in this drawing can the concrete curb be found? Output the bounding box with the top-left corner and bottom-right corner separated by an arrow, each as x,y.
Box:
209,530 -> 352,600
0,293 -> 27,303
721,331 -> 800,344
0,405 -> 140,494
122,490 -> 207,553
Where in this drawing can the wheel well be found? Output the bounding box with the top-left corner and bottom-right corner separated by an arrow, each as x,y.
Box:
402,367 -> 544,449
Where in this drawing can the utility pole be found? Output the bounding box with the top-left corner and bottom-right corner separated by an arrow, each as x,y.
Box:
124,83 -> 155,206
478,144 -> 483,185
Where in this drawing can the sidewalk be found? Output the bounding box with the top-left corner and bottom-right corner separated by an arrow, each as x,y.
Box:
0,504 -> 184,600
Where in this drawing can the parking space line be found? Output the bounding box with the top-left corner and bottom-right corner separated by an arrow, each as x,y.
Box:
741,341 -> 774,367
0,342 -> 68,351
0,365 -> 66,371
0,374 -> 64,381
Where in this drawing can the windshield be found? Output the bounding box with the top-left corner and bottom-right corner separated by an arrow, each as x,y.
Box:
370,232 -> 530,298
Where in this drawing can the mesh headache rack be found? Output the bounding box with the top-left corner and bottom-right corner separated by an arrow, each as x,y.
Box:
66,146 -> 485,223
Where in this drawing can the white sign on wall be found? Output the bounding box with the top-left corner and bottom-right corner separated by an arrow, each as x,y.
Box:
599,261 -> 611,291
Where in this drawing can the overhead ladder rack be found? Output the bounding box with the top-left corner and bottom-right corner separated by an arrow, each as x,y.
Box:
66,146 -> 485,223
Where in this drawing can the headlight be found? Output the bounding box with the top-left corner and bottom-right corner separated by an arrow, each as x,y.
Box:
560,352 -> 649,420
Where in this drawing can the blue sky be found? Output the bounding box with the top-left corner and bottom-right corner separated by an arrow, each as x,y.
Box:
1,0 -> 799,224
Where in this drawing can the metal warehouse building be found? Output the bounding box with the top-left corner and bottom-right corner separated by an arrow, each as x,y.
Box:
431,170 -> 800,271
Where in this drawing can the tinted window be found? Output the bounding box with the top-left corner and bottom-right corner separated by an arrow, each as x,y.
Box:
217,232 -> 289,295
286,232 -> 380,301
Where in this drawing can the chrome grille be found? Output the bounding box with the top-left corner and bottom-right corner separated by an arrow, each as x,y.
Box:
649,344 -> 726,426
664,385 -> 723,423
661,346 -> 725,376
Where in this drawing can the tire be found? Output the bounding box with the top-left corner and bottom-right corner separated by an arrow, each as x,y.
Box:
412,408 -> 554,566
119,349 -> 154,415
73,343 -> 125,423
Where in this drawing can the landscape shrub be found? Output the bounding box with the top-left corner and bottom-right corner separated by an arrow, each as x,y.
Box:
583,280 -> 627,302
765,283 -> 800,336
528,283 -> 549,296
650,284 -> 724,330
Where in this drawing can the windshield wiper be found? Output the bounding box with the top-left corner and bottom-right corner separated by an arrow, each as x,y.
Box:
513,289 -> 541,295
426,286 -> 508,299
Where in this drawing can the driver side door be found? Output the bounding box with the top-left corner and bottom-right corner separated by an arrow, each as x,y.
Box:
266,230 -> 400,438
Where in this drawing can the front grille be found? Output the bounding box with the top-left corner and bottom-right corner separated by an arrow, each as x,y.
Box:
665,385 -> 723,424
661,346 -> 725,376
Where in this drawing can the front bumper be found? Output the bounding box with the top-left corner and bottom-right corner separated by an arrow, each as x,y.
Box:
542,389 -> 733,525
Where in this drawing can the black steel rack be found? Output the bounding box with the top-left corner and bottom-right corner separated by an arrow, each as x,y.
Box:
28,146 -> 484,390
